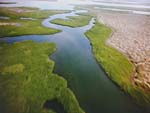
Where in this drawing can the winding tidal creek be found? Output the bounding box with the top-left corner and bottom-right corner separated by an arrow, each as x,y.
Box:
0,10 -> 146,113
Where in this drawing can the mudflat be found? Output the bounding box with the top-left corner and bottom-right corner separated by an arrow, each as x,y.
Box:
91,9 -> 150,90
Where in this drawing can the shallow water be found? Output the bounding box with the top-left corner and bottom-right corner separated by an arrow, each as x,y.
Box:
0,16 -> 10,19
20,17 -> 37,20
0,0 -> 74,10
94,7 -> 150,15
43,99 -> 67,113
0,11 -> 147,113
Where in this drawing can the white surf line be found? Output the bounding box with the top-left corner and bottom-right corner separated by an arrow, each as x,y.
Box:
95,7 -> 150,15
93,0 -> 150,5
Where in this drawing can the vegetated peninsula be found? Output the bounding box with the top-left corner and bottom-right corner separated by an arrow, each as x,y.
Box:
50,14 -> 92,27
0,41 -> 85,113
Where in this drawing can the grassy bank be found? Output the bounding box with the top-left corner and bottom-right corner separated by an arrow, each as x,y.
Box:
0,19 -> 60,38
85,22 -> 150,108
0,7 -> 67,38
0,41 -> 85,113
50,14 -> 92,27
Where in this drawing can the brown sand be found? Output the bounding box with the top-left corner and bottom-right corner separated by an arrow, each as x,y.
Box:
90,10 -> 150,90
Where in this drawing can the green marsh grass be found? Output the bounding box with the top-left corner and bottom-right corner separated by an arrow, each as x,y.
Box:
51,14 -> 92,27
0,7 -> 68,38
0,19 -> 60,38
0,41 -> 85,113
85,21 -> 150,108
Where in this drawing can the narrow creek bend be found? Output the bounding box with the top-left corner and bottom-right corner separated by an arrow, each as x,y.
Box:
0,10 -> 145,113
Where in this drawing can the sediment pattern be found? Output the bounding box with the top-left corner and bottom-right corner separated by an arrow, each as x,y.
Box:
95,11 -> 150,90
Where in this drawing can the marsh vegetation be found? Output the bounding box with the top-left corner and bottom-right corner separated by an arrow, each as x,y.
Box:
0,7 -> 68,38
0,41 -> 85,113
50,14 -> 92,27
0,4 -> 149,113
85,22 -> 150,108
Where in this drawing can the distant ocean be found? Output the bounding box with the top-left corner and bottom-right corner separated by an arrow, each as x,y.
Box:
92,0 -> 150,15
0,0 -> 150,15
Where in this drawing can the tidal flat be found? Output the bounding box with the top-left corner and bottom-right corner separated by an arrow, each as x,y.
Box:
0,2 -> 150,113
85,21 -> 150,109
0,7 -> 69,38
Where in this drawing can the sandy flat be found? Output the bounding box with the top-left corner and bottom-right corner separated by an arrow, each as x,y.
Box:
90,9 -> 150,90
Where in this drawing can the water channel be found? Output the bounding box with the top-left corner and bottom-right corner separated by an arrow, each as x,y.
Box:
0,10 -> 146,113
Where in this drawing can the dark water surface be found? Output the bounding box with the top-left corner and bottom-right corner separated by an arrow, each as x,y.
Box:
43,99 -> 67,113
0,11 -> 146,113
